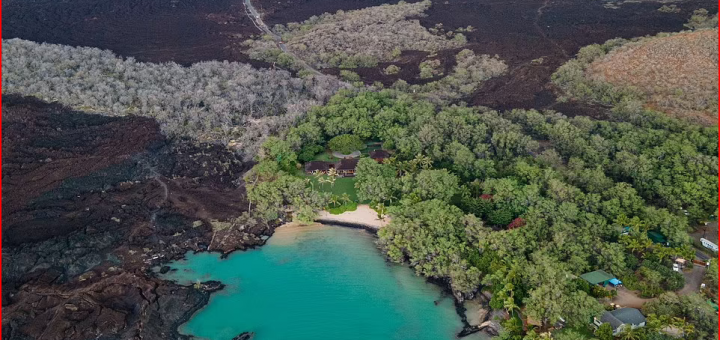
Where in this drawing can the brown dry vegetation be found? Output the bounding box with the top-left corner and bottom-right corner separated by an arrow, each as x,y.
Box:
587,29 -> 718,125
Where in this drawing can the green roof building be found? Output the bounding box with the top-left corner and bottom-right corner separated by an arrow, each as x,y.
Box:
647,231 -> 669,246
581,270 -> 619,286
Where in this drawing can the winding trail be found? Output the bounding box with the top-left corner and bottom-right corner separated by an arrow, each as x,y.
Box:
243,0 -> 323,75
533,0 -> 569,58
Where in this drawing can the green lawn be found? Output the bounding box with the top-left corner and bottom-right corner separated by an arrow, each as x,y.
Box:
306,175 -> 360,202
302,141 -> 383,206
312,150 -> 341,162
552,325 -> 596,339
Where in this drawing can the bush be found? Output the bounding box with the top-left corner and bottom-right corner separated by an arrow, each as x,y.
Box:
384,64 -> 401,75
327,201 -> 358,214
328,134 -> 364,153
488,205 -> 513,226
685,8 -> 718,30
340,70 -> 361,82
298,144 -> 325,162
418,59 -> 443,79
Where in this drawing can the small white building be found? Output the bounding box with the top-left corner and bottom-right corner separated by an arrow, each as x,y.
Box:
700,238 -> 718,252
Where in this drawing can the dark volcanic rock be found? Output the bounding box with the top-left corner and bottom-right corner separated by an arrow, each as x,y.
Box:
1,95 -> 270,340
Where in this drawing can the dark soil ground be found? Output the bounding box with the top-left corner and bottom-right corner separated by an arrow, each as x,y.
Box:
1,95 -> 271,340
3,0 -> 716,112
257,0 -> 717,114
2,0 -> 266,66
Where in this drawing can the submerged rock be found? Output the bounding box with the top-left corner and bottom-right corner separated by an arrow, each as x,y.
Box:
462,297 -> 489,326
478,320 -> 502,336
232,332 -> 255,340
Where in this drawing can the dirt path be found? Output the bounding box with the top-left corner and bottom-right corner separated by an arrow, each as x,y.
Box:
243,0 -> 323,76
612,287 -> 654,309
316,204 -> 390,229
533,0 -> 569,58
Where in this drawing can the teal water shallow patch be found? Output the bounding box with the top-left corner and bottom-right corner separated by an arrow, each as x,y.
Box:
160,224 -> 487,340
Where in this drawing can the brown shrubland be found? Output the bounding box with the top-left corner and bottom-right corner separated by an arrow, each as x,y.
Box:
587,29 -> 718,125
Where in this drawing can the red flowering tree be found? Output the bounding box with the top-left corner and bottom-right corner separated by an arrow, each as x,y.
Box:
507,217 -> 525,230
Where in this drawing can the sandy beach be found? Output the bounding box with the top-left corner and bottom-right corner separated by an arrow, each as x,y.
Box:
316,204 -> 390,229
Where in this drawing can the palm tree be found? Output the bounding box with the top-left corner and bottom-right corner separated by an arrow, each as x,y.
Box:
376,202 -> 386,219
340,193 -> 351,205
329,194 -> 340,207
314,171 -> 324,188
394,160 -> 408,176
619,327 -> 641,340
318,176 -> 329,190
415,154 -> 433,170
407,159 -> 419,173
328,175 -> 337,188
672,317 -> 694,337
305,177 -> 314,190
503,297 -> 519,318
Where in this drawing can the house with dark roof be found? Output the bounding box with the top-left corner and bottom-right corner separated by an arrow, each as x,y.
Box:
580,270 -> 621,287
305,161 -> 332,175
369,150 -> 390,163
335,158 -> 359,177
594,308 -> 646,335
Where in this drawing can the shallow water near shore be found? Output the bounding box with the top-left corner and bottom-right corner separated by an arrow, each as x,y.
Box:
160,224 -> 488,340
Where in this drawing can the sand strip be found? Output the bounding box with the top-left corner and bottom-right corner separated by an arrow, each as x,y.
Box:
316,204 -> 389,230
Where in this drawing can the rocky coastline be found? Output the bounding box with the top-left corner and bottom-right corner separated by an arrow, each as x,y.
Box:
1,95 -> 496,340
1,95 -> 272,340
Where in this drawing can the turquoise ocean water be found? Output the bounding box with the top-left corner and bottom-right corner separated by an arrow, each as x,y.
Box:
160,224 -> 487,340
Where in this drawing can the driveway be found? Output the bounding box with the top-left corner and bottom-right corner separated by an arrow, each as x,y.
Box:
612,286 -> 654,308
678,265 -> 707,296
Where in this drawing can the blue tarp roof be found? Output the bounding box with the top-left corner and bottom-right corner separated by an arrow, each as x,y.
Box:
609,278 -> 622,285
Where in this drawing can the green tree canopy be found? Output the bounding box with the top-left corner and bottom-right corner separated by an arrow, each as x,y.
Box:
328,134 -> 364,154
378,199 -> 481,295
354,157 -> 399,203
403,169 -> 459,202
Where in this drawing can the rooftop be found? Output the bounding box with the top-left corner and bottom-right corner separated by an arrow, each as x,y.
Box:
600,308 -> 646,330
580,270 -> 615,285
305,161 -> 331,172
369,149 -> 390,159
336,158 -> 359,171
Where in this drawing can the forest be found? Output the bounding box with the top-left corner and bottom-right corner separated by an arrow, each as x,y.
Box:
244,88 -> 718,340
1,39 -> 348,160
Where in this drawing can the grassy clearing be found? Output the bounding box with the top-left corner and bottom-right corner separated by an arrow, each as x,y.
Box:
306,175 -> 360,202
552,326 -> 596,339
311,150 -> 342,162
